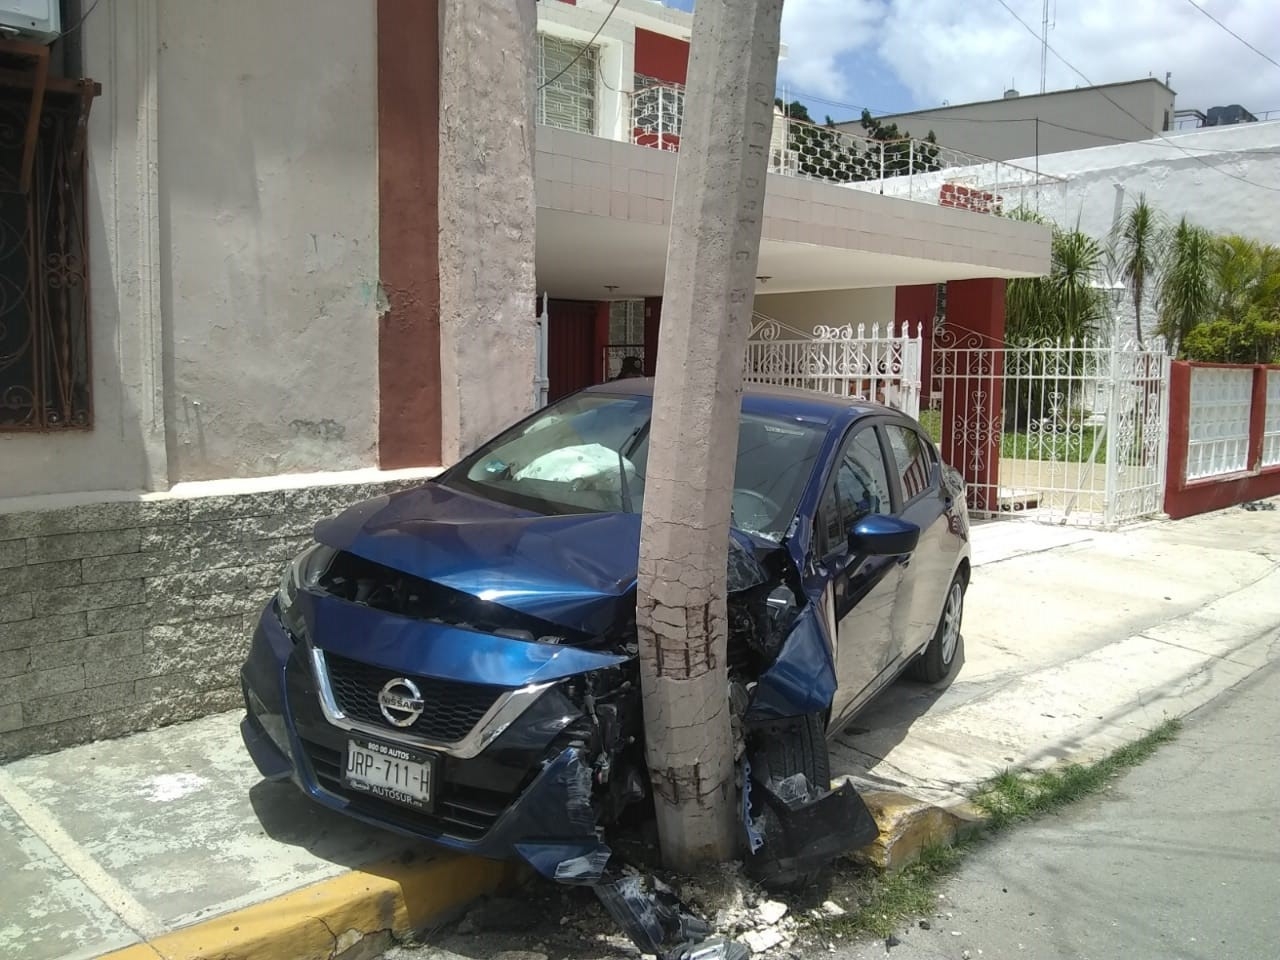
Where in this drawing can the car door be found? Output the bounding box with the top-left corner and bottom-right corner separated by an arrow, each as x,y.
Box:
882,421 -> 956,661
819,424 -> 907,727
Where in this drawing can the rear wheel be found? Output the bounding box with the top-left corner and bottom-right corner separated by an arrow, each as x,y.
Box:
909,571 -> 965,683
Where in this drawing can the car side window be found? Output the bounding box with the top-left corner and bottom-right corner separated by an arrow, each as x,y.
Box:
817,427 -> 892,555
884,424 -> 933,503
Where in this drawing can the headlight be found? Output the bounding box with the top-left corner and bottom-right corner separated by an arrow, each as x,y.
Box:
277,543 -> 337,640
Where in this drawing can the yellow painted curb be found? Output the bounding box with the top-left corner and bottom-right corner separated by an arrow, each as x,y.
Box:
852,790 -> 988,871
98,853 -> 519,960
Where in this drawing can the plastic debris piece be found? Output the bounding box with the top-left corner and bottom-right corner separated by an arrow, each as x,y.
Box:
744,774 -> 879,887
593,869 -> 749,960
554,846 -> 613,883
741,756 -> 765,854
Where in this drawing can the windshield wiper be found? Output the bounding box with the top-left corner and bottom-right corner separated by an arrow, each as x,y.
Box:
616,423 -> 648,514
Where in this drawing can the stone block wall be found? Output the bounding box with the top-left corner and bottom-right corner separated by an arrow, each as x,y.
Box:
0,478 -> 423,761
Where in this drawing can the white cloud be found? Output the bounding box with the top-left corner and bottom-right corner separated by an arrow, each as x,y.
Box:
781,0 -> 1280,115
776,0 -> 885,103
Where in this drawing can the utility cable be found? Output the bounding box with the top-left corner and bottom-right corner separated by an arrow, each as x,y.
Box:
991,0 -> 1280,193
1180,0 -> 1280,74
538,0 -> 622,92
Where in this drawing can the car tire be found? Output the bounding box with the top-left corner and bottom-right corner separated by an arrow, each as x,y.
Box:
908,570 -> 965,684
751,712 -> 831,892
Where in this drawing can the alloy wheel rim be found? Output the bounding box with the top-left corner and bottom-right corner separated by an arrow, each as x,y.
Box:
941,581 -> 962,664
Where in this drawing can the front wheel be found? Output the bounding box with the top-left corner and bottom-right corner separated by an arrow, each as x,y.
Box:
908,572 -> 965,683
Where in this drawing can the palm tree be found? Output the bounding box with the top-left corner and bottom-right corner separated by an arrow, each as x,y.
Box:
1111,194 -> 1164,348
1006,226 -> 1108,344
1157,217 -> 1215,357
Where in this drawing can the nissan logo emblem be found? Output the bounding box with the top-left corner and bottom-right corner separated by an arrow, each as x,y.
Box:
377,677 -> 425,728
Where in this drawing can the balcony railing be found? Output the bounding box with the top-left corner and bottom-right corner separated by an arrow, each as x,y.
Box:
622,77 -> 1065,216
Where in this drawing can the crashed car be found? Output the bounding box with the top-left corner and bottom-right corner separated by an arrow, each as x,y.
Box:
240,381 -> 970,888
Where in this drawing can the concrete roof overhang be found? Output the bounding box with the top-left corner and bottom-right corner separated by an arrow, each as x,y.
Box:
535,127 -> 1052,301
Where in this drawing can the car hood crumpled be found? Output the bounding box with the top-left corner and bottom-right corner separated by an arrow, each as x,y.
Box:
312,481 -> 772,638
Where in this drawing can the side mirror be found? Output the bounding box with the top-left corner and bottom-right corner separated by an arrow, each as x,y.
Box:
848,514 -> 920,556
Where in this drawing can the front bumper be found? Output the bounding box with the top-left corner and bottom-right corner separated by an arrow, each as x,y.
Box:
239,602 -> 609,870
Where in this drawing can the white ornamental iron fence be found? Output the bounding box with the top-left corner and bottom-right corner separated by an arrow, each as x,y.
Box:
626,78 -> 1067,216
744,315 -> 922,419
931,325 -> 1170,528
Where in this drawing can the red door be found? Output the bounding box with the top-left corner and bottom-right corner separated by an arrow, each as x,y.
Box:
546,299 -> 597,402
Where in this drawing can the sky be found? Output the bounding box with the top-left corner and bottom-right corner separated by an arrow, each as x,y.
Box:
658,0 -> 1280,123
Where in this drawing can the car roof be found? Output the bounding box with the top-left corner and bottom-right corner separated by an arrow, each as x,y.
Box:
582,377 -> 898,424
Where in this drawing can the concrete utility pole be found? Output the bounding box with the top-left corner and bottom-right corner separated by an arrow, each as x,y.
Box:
438,0 -> 538,463
636,0 -> 784,871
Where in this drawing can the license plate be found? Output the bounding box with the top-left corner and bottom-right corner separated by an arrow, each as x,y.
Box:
343,738 -> 436,811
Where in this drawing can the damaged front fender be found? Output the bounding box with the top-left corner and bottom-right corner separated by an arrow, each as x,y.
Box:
744,602 -> 836,722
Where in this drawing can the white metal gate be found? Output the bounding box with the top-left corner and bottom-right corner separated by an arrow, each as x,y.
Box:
931,327 -> 1170,528
744,315 -> 923,418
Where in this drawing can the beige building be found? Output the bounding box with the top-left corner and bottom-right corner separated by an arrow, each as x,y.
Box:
841,79 -> 1176,162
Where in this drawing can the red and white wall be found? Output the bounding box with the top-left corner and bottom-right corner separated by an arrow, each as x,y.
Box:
1165,362 -> 1280,519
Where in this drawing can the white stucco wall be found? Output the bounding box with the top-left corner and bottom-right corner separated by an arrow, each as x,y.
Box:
1020,121 -> 1280,247
158,1 -> 379,483
0,1 -> 380,500
752,288 -> 896,337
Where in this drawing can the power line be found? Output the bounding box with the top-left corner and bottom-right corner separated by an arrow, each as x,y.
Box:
537,0 -> 622,92
990,0 -> 1280,193
1180,0 -> 1280,74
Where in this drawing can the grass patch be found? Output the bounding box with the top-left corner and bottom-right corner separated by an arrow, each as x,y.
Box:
816,838 -> 972,939
810,718 -> 1182,941
1000,424 -> 1107,464
918,408 -> 942,444
972,717 -> 1182,828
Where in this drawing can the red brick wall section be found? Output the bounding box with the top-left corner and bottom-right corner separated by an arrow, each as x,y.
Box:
1163,361 -> 1280,520
376,0 -> 442,467
635,28 -> 689,84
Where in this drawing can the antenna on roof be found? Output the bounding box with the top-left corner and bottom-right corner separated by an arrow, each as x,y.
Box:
1040,0 -> 1050,93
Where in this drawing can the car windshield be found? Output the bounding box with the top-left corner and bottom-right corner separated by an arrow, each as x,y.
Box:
442,392 -> 828,541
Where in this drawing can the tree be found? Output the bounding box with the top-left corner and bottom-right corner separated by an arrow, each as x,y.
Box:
1004,224 -> 1108,429
856,108 -> 942,178
1006,225 -> 1108,344
637,0 -> 784,871
773,101 -> 941,184
1180,234 -> 1280,362
1156,217 -> 1216,357
1111,194 -> 1164,348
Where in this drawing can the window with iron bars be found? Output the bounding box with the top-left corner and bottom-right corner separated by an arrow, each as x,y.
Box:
537,34 -> 597,136
0,78 -> 94,431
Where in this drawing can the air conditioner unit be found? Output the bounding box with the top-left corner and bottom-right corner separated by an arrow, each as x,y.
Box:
0,0 -> 62,44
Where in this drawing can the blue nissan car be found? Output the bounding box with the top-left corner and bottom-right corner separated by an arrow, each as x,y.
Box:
240,381 -> 970,884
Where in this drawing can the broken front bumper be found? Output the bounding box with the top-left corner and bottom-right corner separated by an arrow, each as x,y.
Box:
239,602 -> 612,872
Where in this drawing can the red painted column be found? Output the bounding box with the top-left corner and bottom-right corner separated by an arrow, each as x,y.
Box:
376,0 -> 441,467
1248,364 -> 1268,470
643,297 -> 662,376
941,279 -> 1005,513
1163,361 -> 1192,517
594,301 -> 611,382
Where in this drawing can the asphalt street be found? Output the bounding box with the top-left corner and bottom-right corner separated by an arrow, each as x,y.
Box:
827,647 -> 1280,960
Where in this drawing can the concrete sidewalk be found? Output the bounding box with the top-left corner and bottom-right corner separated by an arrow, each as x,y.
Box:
2,503 -> 1278,960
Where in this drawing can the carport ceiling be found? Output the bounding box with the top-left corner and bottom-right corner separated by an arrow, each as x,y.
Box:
535,208 -> 1032,301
